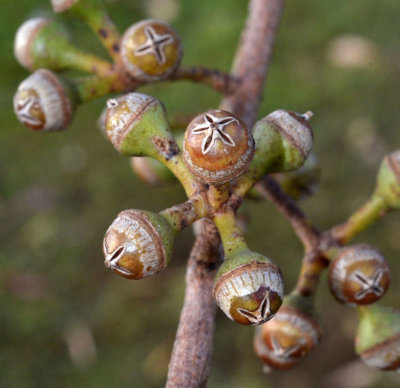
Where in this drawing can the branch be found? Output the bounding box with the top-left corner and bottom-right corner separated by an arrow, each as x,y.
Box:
90,65 -> 238,98
166,220 -> 221,388
166,1 -> 285,386
170,66 -> 238,95
221,0 -> 285,128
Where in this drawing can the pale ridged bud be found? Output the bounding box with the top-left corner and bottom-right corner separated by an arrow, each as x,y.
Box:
103,210 -> 174,279
214,251 -> 284,325
375,150 -> 400,210
14,69 -> 75,132
15,16 -> 112,74
328,244 -> 390,306
252,110 -> 314,175
183,110 -> 255,185
356,305 -> 400,371
121,19 -> 182,81
104,93 -> 178,159
14,17 -> 50,70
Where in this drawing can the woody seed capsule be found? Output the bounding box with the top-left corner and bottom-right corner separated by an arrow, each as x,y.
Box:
183,109 -> 255,185
104,92 -> 178,159
13,69 -> 75,132
103,210 -> 174,279
328,244 -> 390,306
121,19 -> 182,81
356,305 -> 400,371
255,304 -> 322,370
214,251 -> 284,325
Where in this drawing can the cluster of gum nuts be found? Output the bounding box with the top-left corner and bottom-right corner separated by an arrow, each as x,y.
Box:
11,0 -> 400,374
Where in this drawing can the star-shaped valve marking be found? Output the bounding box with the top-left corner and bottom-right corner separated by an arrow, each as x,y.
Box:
237,295 -> 273,325
191,113 -> 237,154
103,243 -> 133,277
135,26 -> 174,65
353,269 -> 384,300
17,95 -> 43,126
270,336 -> 301,359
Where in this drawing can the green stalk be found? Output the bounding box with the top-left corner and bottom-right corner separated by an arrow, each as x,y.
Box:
67,0 -> 121,60
213,210 -> 248,258
160,196 -> 208,232
73,72 -> 126,103
331,194 -> 387,244
32,20 -> 113,75
153,153 -> 199,199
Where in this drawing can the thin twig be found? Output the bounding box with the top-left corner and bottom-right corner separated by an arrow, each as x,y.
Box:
255,175 -> 321,251
121,66 -> 238,96
221,0 -> 285,128
170,66 -> 238,95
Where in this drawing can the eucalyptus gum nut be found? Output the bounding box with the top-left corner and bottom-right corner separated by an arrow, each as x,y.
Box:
15,17 -> 78,71
131,157 -> 175,186
252,110 -> 314,175
13,69 -> 76,132
255,304 -> 322,370
356,305 -> 400,371
375,151 -> 400,210
121,19 -> 182,81
328,244 -> 390,306
183,109 -> 255,185
213,251 -> 284,325
103,210 -> 175,280
105,93 -> 179,159
14,17 -> 50,70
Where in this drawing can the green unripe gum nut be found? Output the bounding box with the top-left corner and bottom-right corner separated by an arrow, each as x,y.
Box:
375,150 -> 400,210
356,305 -> 400,370
14,17 -> 79,71
252,110 -> 314,174
105,93 -> 179,159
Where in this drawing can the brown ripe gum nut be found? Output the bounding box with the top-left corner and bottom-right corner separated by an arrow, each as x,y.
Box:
14,69 -> 72,132
183,109 -> 255,185
214,261 -> 284,325
329,244 -> 390,305
103,210 -> 166,280
121,19 -> 182,81
257,306 -> 321,369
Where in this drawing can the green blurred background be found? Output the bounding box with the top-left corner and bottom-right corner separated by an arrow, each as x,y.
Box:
1,0 -> 400,387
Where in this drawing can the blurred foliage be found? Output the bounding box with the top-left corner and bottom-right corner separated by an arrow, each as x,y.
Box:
1,0 -> 400,387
